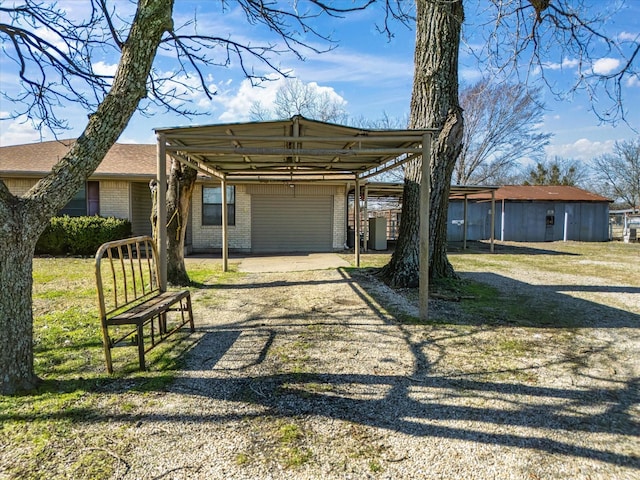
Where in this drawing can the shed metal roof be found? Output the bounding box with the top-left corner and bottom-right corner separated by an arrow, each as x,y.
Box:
461,185 -> 612,203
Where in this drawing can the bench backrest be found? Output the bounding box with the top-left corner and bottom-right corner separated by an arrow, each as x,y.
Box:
95,236 -> 162,321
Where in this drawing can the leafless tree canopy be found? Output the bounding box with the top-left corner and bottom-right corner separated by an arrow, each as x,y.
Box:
0,0 -> 408,134
249,78 -> 348,123
456,79 -> 551,185
592,138 -> 640,208
475,0 -> 639,123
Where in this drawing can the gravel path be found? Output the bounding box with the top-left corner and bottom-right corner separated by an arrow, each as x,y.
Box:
99,266 -> 638,479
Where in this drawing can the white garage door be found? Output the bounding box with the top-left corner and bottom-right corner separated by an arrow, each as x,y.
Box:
251,195 -> 333,253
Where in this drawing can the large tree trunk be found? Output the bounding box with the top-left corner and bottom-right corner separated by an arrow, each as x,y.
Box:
151,160 -> 197,286
379,0 -> 464,286
0,0 -> 174,394
0,195 -> 41,392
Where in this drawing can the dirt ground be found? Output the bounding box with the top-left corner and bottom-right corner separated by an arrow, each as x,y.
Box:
9,244 -> 637,480
93,243 -> 640,480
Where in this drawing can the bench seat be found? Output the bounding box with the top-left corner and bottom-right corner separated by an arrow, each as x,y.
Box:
108,290 -> 191,325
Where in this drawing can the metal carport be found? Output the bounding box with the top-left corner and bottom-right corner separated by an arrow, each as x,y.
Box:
155,115 -> 437,320
349,182 -> 499,252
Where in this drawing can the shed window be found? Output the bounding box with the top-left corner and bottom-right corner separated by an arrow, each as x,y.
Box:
203,185 -> 235,226
59,181 -> 99,216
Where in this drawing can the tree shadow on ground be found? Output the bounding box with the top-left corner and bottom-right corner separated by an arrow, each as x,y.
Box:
448,240 -> 580,255
455,271 -> 640,328
8,267 -> 639,472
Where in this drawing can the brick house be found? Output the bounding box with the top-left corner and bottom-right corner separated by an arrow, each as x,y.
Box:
0,139 -> 348,253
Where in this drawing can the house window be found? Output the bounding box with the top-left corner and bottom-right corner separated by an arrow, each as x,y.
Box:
58,181 -> 100,216
202,185 -> 235,226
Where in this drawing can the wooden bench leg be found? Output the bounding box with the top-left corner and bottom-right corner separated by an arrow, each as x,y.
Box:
158,312 -> 167,335
186,295 -> 195,332
103,338 -> 114,375
137,323 -> 146,371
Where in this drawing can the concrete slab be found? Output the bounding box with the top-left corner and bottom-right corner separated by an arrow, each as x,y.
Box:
237,253 -> 350,273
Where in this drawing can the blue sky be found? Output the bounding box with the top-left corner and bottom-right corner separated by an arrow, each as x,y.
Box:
0,1 -> 638,164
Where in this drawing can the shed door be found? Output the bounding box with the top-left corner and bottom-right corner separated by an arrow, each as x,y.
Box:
251,195 -> 333,253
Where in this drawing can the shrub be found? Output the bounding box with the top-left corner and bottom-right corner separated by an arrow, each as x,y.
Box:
36,216 -> 132,256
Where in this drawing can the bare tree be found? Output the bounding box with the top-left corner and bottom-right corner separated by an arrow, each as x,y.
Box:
382,0 -> 638,287
0,0 -> 380,394
250,78 -> 348,123
592,138 -> 640,209
455,79 -> 551,185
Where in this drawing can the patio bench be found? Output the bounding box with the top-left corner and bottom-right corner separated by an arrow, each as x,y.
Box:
95,235 -> 194,373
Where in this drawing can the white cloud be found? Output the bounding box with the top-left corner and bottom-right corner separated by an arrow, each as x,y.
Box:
92,61 -> 118,77
592,58 -> 621,75
147,71 -> 219,112
30,26 -> 70,55
543,58 -> 580,70
626,74 -> 640,88
293,49 -> 413,86
0,118 -> 46,146
306,81 -> 348,106
460,68 -> 484,83
618,31 -> 638,42
545,138 -> 616,161
214,77 -> 280,123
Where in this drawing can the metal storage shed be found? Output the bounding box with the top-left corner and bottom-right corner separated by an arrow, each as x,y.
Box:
450,185 -> 612,242
155,116 -> 438,320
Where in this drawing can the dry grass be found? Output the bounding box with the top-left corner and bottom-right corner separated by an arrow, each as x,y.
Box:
2,242 -> 638,479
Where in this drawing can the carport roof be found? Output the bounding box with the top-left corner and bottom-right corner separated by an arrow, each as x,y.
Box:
348,182 -> 500,198
155,115 -> 437,182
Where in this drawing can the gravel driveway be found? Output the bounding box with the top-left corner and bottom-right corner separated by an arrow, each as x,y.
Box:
99,262 -> 638,479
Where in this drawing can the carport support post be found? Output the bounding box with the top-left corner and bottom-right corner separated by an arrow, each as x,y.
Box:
419,133 -> 432,322
363,184 -> 369,252
221,177 -> 229,272
501,199 -> 505,242
355,177 -> 361,267
463,194 -> 468,249
156,134 -> 168,290
490,190 -> 495,253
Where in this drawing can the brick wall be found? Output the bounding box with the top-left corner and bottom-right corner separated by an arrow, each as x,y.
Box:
191,183 -> 251,252
333,185 -> 346,250
3,177 -> 133,222
100,180 -> 130,219
2,178 -> 37,196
